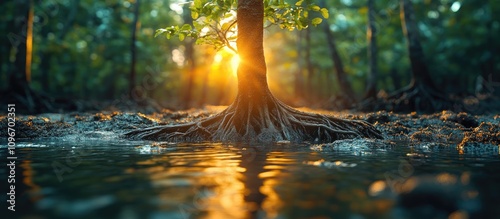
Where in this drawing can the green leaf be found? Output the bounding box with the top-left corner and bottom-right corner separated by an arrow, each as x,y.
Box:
154,29 -> 167,38
192,11 -> 199,19
179,33 -> 185,41
221,22 -> 231,31
181,24 -> 192,31
311,18 -> 322,26
310,5 -> 320,11
295,0 -> 304,6
194,0 -> 202,8
320,8 -> 329,19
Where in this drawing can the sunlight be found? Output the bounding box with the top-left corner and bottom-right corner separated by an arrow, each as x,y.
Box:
230,54 -> 240,77
212,47 -> 239,78
451,1 -> 461,12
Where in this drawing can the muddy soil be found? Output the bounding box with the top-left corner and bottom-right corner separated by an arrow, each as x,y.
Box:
1,107 -> 499,149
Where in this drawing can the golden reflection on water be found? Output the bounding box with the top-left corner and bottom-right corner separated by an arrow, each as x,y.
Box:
129,145 -> 392,218
129,145 -> 281,218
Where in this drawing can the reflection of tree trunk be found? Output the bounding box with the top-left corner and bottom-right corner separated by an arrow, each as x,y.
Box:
129,0 -> 140,99
400,0 -> 435,90
183,4 -> 196,109
319,0 -> 355,101
240,147 -> 266,218
364,0 -> 378,99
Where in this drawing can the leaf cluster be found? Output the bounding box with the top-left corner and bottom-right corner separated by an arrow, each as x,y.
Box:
155,0 -> 329,52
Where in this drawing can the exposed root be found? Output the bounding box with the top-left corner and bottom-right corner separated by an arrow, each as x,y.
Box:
359,83 -> 454,113
125,95 -> 382,143
1,84 -> 56,114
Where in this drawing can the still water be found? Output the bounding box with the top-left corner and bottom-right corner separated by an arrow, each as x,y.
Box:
1,137 -> 499,219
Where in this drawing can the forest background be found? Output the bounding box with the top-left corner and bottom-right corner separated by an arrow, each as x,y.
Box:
1,0 -> 499,113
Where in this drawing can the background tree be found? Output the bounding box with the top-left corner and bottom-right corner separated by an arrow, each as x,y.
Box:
319,0 -> 356,105
364,0 -> 378,100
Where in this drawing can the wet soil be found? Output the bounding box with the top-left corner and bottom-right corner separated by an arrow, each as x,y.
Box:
1,107 -> 498,148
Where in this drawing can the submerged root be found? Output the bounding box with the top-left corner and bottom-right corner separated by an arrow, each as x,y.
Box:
125,96 -> 382,143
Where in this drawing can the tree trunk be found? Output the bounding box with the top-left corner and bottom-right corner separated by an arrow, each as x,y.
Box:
320,0 -> 356,101
129,0 -> 140,99
400,0 -> 435,89
9,0 -> 30,88
235,0 -> 269,103
364,0 -> 378,99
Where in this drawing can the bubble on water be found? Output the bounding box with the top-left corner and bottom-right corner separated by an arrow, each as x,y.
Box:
311,138 -> 394,156
304,159 -> 357,169
0,143 -> 48,148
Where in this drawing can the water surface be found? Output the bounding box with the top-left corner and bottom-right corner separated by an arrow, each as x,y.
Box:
1,137 -> 499,218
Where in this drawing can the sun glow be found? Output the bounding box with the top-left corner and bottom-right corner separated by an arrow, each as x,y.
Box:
230,54 -> 240,77
212,47 -> 239,78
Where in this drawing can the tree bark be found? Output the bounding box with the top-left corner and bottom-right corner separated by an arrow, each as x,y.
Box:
236,0 -> 269,102
364,0 -> 378,99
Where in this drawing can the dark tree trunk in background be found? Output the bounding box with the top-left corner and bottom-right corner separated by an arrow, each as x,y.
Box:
305,28 -> 315,100
8,0 -> 30,87
1,0 -> 54,113
126,0 -> 381,142
364,0 -> 378,99
129,0 -> 140,99
478,20 -> 500,97
319,0 -> 356,103
390,67 -> 402,90
182,3 -> 197,109
400,0 -> 435,90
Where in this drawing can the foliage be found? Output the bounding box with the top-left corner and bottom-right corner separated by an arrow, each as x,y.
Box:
155,0 -> 329,51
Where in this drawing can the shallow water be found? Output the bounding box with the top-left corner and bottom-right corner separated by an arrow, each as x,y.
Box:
1,137 -> 499,219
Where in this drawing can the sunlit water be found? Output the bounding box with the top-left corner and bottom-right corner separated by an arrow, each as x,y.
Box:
1,136 -> 499,219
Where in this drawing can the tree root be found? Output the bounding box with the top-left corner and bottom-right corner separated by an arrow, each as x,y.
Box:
2,83 -> 57,114
359,83 -> 454,113
125,95 -> 382,143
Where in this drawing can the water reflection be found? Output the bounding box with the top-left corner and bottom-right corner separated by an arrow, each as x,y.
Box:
130,144 -> 271,218
131,144 -> 394,218
7,140 -> 500,218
